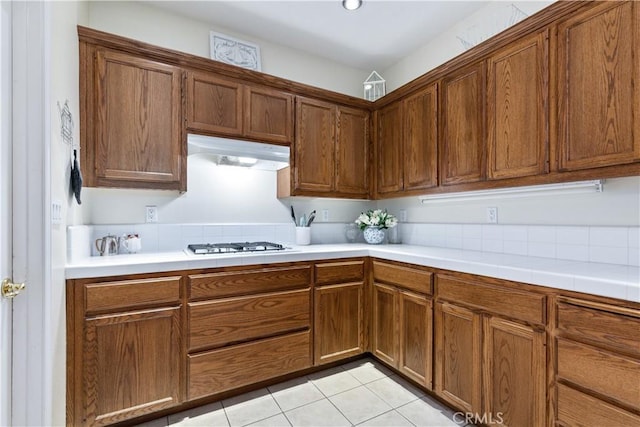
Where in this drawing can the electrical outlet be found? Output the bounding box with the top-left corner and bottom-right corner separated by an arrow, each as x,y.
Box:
399,209 -> 407,222
146,205 -> 158,223
487,207 -> 498,224
321,209 -> 329,222
51,200 -> 62,225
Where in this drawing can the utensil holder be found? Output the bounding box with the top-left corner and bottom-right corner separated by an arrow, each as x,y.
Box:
295,227 -> 311,245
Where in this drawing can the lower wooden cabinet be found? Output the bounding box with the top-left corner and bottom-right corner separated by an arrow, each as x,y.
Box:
371,260 -> 434,389
314,260 -> 365,365
434,274 -> 546,427
67,275 -> 184,426
554,297 -> 640,426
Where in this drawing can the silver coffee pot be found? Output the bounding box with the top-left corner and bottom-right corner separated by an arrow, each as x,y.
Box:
95,234 -> 120,256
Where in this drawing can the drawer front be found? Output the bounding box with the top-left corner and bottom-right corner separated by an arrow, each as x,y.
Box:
315,260 -> 364,286
85,276 -> 181,315
188,288 -> 310,351
188,265 -> 311,300
188,331 -> 311,400
557,300 -> 640,357
373,261 -> 433,295
436,275 -> 545,325
557,383 -> 640,427
557,338 -> 640,410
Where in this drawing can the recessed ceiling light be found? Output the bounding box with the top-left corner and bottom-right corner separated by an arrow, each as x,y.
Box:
342,0 -> 362,11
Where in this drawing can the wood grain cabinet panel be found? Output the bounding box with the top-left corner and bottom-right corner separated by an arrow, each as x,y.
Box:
557,1 -> 640,170
403,84 -> 438,191
483,317 -> 545,427
336,106 -> 370,197
315,260 -> 364,286
188,331 -> 311,400
314,282 -> 363,365
244,85 -> 293,144
435,301 -> 482,414
84,307 -> 182,426
440,63 -> 485,186
294,97 -> 336,192
186,71 -> 243,136
553,297 -> 640,425
399,290 -> 433,388
88,49 -> 184,190
376,101 -> 404,195
189,288 -> 310,352
372,282 -> 399,366
487,31 -> 548,180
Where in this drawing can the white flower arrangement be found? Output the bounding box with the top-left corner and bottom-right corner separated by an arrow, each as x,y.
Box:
355,209 -> 398,230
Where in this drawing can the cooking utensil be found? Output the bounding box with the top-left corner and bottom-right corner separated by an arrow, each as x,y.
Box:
71,149 -> 83,204
95,235 -> 120,256
290,206 -> 296,224
307,210 -> 316,226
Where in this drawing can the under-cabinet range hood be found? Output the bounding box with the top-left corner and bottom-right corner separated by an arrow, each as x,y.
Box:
187,134 -> 289,171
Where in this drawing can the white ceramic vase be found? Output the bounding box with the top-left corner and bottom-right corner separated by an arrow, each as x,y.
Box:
363,226 -> 385,244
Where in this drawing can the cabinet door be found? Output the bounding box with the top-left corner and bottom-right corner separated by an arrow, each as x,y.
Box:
186,71 -> 243,136
336,106 -> 370,197
440,63 -> 485,185
84,307 -> 182,426
404,84 -> 438,191
558,1 -> 640,170
376,101 -> 403,195
435,302 -> 482,414
294,97 -> 335,193
372,283 -> 398,366
398,290 -> 433,389
314,282 -> 364,365
244,86 -> 293,144
94,49 -> 183,189
483,317 -> 545,427
487,31 -> 548,180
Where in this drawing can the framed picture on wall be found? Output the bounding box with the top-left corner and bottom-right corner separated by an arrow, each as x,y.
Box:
210,31 -> 262,71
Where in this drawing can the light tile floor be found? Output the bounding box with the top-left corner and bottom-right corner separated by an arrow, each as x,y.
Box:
138,358 -> 473,427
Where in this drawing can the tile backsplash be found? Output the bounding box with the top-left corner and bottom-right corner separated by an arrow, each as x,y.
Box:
68,222 -> 639,267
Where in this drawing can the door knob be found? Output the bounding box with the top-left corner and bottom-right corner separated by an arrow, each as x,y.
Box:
1,278 -> 25,299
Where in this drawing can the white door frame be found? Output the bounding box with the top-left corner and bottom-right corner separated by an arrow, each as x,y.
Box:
0,1 -> 13,425
10,1 -> 52,425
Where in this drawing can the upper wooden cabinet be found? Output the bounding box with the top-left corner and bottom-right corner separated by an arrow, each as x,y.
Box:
81,47 -> 185,190
440,63 -> 486,186
376,83 -> 438,198
186,71 -> 293,145
557,1 -> 640,171
376,101 -> 403,195
283,96 -> 370,198
487,31 -> 549,180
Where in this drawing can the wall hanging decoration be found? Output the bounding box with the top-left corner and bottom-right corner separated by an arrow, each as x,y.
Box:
210,31 -> 261,71
363,71 -> 385,101
58,99 -> 82,204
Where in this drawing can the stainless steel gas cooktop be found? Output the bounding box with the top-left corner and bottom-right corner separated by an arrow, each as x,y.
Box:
187,241 -> 287,254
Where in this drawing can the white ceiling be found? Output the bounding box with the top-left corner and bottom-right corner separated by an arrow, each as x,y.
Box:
147,1 -> 491,70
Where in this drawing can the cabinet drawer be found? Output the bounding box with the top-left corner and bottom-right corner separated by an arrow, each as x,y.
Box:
557,383 -> 640,427
84,276 -> 181,315
188,330 -> 311,400
557,299 -> 640,357
188,288 -> 310,351
436,275 -> 545,325
373,261 -> 433,295
315,260 -> 364,286
188,265 -> 311,300
557,338 -> 640,410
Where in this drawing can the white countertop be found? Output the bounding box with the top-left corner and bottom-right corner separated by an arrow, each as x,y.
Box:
65,244 -> 640,303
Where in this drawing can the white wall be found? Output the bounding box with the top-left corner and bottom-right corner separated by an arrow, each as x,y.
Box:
382,1 -> 554,92
381,177 -> 640,227
87,1 -> 367,97
50,2 -> 88,426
